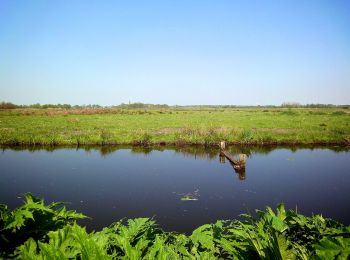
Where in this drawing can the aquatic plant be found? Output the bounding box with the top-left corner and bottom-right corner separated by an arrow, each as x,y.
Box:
1,195 -> 349,259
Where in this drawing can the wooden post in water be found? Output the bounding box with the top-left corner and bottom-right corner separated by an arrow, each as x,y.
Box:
239,154 -> 247,164
219,141 -> 247,180
220,141 -> 226,150
219,154 -> 226,163
219,141 -> 246,167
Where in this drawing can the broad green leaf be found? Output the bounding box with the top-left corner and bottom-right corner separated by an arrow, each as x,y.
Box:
314,237 -> 350,260
275,234 -> 296,260
190,224 -> 216,252
269,215 -> 289,233
276,204 -> 286,221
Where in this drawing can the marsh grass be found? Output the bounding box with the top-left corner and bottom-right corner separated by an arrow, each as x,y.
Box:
332,111 -> 347,115
308,111 -> 327,115
280,109 -> 299,116
133,132 -> 152,146
100,129 -> 113,145
238,129 -> 254,142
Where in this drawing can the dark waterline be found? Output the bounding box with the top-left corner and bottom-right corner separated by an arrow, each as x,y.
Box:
1,145 -> 349,233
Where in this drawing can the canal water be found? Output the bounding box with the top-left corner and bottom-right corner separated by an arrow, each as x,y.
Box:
1,145 -> 349,233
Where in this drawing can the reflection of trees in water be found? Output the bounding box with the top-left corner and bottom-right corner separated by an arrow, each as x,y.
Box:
1,144 -> 348,181
100,144 -> 349,157
173,147 -> 218,160
129,146 -> 220,159
130,147 -> 153,155
1,144 -> 349,156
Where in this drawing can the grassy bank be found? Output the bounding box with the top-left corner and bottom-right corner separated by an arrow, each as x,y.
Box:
0,108 -> 349,145
1,194 -> 350,259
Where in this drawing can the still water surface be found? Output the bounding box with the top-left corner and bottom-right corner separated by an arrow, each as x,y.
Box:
1,146 -> 349,233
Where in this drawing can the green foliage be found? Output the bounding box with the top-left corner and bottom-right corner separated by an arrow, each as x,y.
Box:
238,129 -> 254,142
314,236 -> 350,259
1,196 -> 350,259
0,102 -> 19,109
136,133 -> 152,146
332,111 -> 347,116
100,128 -> 113,145
280,109 -> 299,115
0,193 -> 86,257
16,224 -> 110,259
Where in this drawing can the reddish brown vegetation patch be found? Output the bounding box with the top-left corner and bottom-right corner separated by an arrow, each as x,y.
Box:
252,128 -> 296,134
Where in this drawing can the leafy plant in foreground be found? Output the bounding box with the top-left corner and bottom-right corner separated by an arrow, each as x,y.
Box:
1,196 -> 350,259
0,193 -> 86,257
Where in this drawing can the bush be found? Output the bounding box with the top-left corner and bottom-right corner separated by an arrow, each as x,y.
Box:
1,195 -> 350,259
0,193 -> 86,257
332,111 -> 347,116
0,102 -> 19,109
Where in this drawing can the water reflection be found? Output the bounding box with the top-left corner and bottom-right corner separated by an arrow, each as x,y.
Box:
2,144 -> 349,184
2,144 -> 348,156
219,153 -> 247,180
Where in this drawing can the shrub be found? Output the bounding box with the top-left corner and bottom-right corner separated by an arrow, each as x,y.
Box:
0,193 -> 86,257
2,196 -> 350,259
332,111 -> 346,116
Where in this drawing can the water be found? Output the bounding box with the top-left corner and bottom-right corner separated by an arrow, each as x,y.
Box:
1,145 -> 349,233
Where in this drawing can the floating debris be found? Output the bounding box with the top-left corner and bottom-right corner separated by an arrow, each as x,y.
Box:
176,189 -> 200,201
181,195 -> 198,201
244,189 -> 257,194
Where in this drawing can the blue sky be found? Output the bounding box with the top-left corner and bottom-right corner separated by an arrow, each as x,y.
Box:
0,0 -> 349,105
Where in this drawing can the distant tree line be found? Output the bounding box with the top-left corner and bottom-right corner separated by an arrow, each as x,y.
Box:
0,101 -> 349,109
304,103 -> 349,108
115,103 -> 169,109
0,102 -> 169,109
0,102 -> 103,109
281,102 -> 302,107
281,102 -> 349,108
0,102 -> 19,109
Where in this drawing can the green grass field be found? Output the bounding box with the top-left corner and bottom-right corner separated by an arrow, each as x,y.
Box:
0,108 -> 349,145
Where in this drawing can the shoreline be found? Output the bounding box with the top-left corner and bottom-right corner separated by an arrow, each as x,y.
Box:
1,140 -> 349,148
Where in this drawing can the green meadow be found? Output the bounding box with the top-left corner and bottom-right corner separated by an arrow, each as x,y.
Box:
0,107 -> 349,146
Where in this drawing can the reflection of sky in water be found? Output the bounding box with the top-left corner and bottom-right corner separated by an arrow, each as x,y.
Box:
0,146 -> 349,233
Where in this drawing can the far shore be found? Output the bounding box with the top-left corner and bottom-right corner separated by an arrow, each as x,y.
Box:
0,107 -> 349,146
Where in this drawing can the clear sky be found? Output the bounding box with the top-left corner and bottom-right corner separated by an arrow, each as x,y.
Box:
0,0 -> 349,105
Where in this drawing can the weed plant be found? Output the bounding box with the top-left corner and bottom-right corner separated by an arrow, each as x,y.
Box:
1,194 -> 349,259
